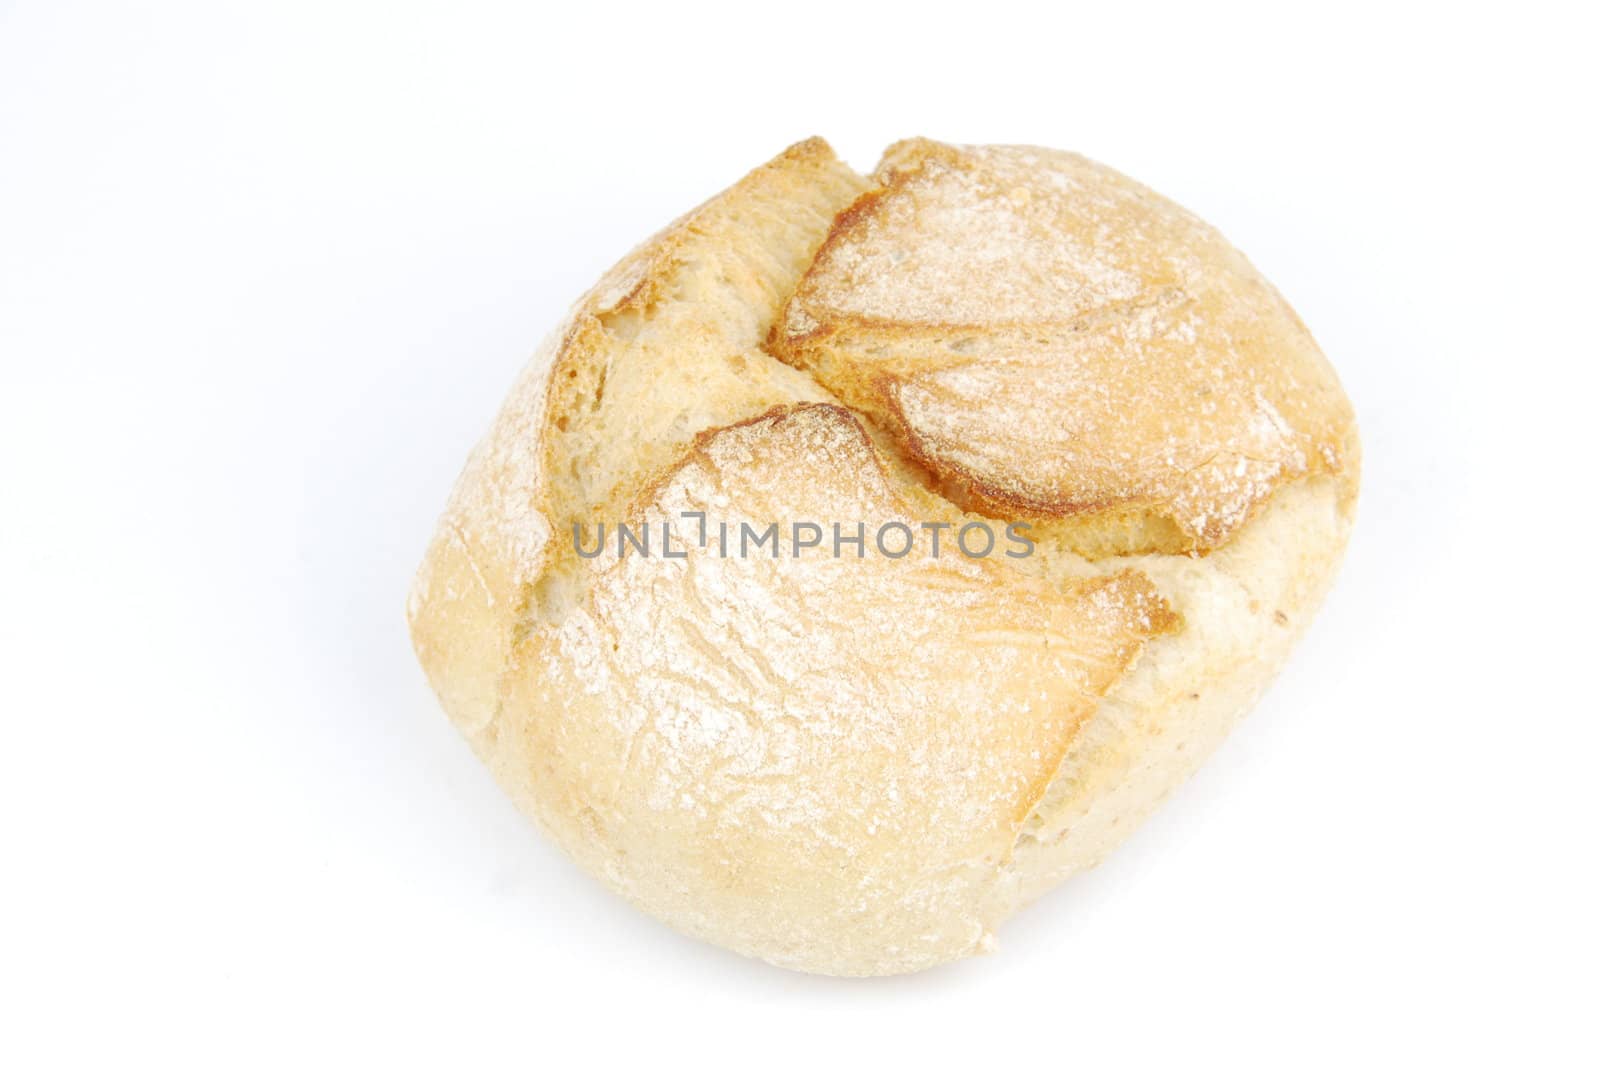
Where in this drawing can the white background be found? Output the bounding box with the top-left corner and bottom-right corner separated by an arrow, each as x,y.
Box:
3,2 -> 1596,1066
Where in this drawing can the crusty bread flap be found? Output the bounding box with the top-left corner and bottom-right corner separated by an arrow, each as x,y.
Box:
772,140 -> 1358,556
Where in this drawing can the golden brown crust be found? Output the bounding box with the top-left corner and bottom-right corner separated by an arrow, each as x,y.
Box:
771,139 -> 1358,555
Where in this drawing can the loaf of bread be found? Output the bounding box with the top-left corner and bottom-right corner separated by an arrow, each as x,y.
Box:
408,138 -> 1359,976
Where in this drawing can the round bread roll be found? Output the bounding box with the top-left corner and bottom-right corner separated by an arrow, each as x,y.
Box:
408,138 -> 1359,976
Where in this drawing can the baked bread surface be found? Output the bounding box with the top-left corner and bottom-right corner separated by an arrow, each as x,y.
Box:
408,138 -> 1359,975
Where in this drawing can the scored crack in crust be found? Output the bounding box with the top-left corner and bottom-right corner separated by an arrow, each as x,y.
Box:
407,137 -> 1360,976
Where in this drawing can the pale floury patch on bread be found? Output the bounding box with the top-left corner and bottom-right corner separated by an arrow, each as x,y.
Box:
408,137 -> 1359,976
